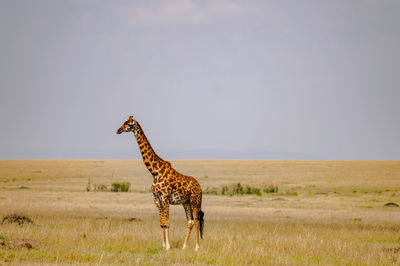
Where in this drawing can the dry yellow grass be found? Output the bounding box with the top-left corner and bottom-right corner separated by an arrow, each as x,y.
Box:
0,160 -> 400,264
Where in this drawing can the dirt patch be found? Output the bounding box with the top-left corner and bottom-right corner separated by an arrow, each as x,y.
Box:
315,190 -> 329,195
272,197 -> 286,201
94,216 -> 109,220
124,217 -> 141,222
1,214 -> 33,225
0,238 -> 44,250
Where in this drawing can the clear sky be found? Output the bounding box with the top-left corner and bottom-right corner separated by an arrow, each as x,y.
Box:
1,0 -> 399,160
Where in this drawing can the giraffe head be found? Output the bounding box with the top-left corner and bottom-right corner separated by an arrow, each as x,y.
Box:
116,115 -> 139,135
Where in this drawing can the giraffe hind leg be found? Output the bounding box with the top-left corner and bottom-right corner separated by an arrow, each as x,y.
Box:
192,208 -> 201,252
182,202 -> 194,250
190,188 -> 203,251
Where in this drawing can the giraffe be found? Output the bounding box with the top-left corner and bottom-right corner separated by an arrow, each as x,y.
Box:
116,115 -> 204,251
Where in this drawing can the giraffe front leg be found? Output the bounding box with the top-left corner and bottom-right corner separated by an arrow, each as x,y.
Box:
162,228 -> 166,248
154,196 -> 167,249
164,227 -> 170,250
159,196 -> 171,250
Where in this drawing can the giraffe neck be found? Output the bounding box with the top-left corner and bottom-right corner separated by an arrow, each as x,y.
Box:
134,123 -> 166,179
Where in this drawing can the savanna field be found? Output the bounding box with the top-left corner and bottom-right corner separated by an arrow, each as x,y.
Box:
0,160 -> 400,265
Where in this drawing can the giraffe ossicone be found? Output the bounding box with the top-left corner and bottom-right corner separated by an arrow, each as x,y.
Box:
117,115 -> 204,251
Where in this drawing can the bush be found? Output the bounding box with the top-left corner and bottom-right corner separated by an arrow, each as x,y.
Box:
220,185 -> 228,195
0,234 -> 6,246
263,185 -> 278,193
86,179 -> 91,192
203,183 -> 279,196
384,202 -> 399,208
230,183 -> 245,195
246,186 -> 262,196
200,181 -> 281,196
111,182 -> 131,192
2,214 -> 33,225
94,184 -> 108,191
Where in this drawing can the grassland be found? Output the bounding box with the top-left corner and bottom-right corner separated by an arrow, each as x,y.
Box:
0,159 -> 400,265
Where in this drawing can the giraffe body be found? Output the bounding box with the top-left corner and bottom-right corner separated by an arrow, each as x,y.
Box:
117,116 -> 204,251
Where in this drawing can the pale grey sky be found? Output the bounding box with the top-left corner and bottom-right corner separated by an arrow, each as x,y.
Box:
1,0 -> 399,159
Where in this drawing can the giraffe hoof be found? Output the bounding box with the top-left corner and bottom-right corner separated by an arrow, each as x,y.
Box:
182,245 -> 187,250
195,245 -> 199,252
165,244 -> 171,250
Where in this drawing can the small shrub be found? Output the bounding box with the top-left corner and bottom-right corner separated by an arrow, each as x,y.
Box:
230,183 -> 245,195
220,185 -> 228,195
0,234 -> 6,246
86,179 -> 91,192
201,183 -> 279,196
384,202 -> 399,208
202,183 -> 279,196
253,188 -> 261,196
246,186 -> 252,194
94,184 -> 108,191
263,185 -> 278,193
245,186 -> 262,196
111,182 -> 131,192
2,214 -> 33,225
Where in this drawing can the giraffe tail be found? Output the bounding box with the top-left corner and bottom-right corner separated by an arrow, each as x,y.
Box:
199,210 -> 204,239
